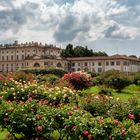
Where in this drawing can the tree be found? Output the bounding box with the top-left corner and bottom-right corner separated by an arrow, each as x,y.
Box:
60,44 -> 108,57
61,44 -> 74,57
129,55 -> 137,59
74,46 -> 86,57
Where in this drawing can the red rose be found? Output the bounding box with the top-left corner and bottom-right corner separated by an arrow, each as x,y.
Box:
121,129 -> 127,135
64,125 -> 68,129
84,130 -> 89,136
68,111 -> 73,116
108,136 -> 112,140
3,117 -> 10,123
128,114 -> 135,119
28,97 -> 32,102
43,100 -> 49,105
72,126 -> 77,129
37,126 -> 43,132
88,134 -> 92,140
114,119 -> 119,125
36,115 -> 42,120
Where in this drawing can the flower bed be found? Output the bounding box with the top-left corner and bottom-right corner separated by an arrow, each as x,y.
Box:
0,73 -> 139,140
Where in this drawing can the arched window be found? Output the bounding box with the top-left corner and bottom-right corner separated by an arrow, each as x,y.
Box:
57,63 -> 62,67
34,63 -> 40,67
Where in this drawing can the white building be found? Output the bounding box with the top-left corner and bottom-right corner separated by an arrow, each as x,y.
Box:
0,41 -> 68,72
0,41 -> 140,73
68,55 -> 140,73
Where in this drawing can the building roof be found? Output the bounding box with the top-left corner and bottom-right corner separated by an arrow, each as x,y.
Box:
67,55 -> 140,62
0,41 -> 60,50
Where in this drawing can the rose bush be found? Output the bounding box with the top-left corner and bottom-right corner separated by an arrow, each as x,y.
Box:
0,73 -> 140,140
62,71 -> 92,90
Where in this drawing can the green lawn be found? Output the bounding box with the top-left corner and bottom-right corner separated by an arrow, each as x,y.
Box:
82,84 -> 140,101
0,129 -> 9,140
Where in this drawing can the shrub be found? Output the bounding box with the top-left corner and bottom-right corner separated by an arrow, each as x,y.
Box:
133,73 -> 140,85
107,76 -> 131,92
62,71 -> 92,90
87,71 -> 99,78
95,70 -> 127,86
0,74 -> 5,81
23,68 -> 67,77
13,71 -> 35,82
81,94 -> 114,117
36,74 -> 59,85
98,87 -> 112,96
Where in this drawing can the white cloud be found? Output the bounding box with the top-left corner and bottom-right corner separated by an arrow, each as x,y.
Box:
0,0 -> 139,44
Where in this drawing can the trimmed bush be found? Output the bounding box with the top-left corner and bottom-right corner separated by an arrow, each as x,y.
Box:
107,76 -> 131,92
23,68 -> 67,77
36,74 -> 59,85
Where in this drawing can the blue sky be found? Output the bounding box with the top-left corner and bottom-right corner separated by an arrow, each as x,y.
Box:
0,0 -> 140,56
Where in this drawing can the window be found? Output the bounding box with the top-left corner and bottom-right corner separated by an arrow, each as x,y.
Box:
44,62 -> 48,65
16,63 -> 19,70
16,55 -> 18,60
71,63 -> 75,67
98,62 -> 102,66
2,56 -> 4,61
92,62 -> 94,66
116,61 -> 120,65
77,68 -> 81,71
22,55 -> 24,60
2,64 -> 4,71
11,55 -> 13,60
123,61 -> 127,66
6,64 -> 8,72
98,68 -> 102,72
106,62 -> 109,66
22,63 -> 24,69
85,62 -> 87,66
111,61 -> 114,66
7,56 -> 8,61
78,63 -> 80,66
71,68 -> 75,72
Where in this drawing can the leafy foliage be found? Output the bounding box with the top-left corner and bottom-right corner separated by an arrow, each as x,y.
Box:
0,72 -> 139,140
62,71 -> 92,90
61,44 -> 108,57
23,68 -> 67,77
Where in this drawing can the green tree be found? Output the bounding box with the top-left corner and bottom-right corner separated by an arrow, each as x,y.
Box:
129,55 -> 137,59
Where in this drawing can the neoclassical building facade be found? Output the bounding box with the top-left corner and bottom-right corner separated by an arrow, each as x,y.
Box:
0,41 -> 140,73
0,41 -> 68,72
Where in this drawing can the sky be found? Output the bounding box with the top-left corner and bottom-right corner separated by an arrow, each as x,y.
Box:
0,0 -> 140,56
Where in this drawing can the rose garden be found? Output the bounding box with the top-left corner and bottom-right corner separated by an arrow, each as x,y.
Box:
0,69 -> 140,140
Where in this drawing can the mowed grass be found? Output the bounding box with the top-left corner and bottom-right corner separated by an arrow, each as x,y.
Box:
82,84 -> 140,101
0,129 -> 9,140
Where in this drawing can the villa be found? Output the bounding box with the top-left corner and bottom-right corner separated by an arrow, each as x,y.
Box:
0,41 -> 140,73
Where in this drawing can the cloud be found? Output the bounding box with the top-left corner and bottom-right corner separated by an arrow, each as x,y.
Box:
0,1 -> 39,32
0,0 -> 139,44
104,21 -> 138,39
